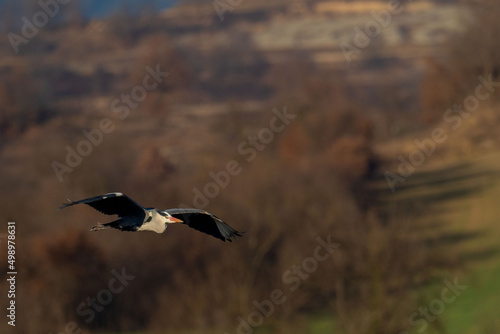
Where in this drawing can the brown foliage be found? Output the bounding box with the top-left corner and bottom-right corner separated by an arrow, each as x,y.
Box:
0,66 -> 51,138
16,230 -> 109,333
420,58 -> 462,124
0,10 -> 469,334
420,2 -> 500,124
322,135 -> 372,181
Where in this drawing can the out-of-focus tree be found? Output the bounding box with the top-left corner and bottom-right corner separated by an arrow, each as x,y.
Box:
0,65 -> 52,138
448,1 -> 500,82
420,57 -> 462,124
17,230 -> 110,333
128,33 -> 192,113
420,1 -> 500,123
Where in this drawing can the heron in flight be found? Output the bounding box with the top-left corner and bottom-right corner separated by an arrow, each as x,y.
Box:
58,192 -> 243,242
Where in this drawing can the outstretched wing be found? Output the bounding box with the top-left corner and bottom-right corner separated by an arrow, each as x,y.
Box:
58,192 -> 146,218
165,208 -> 243,242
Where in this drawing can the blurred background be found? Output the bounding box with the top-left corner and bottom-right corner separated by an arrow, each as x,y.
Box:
1,0 -> 500,333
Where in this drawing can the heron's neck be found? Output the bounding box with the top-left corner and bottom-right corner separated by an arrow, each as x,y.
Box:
138,209 -> 167,233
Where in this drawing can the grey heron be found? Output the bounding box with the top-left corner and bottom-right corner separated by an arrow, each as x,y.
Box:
58,192 -> 243,242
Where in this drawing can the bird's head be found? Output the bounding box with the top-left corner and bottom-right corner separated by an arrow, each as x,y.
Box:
158,210 -> 183,224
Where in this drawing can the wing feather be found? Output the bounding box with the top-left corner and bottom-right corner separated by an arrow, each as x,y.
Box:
58,192 -> 145,218
165,208 -> 243,242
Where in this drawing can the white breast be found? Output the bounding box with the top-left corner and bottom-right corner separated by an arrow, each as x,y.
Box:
137,210 -> 167,233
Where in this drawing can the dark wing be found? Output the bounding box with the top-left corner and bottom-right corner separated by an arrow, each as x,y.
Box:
58,192 -> 145,218
165,208 -> 243,242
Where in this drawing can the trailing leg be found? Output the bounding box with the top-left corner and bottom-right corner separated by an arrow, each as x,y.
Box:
90,219 -> 123,232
